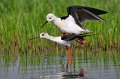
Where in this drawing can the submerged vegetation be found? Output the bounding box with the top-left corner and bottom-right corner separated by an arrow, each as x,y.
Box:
0,0 -> 120,52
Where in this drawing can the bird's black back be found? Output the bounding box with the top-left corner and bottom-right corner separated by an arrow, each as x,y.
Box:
61,33 -> 92,41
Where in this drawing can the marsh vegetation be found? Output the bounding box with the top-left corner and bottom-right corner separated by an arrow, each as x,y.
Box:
0,0 -> 120,52
0,1 -> 120,79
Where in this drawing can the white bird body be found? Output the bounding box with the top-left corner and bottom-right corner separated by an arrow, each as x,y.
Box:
40,32 -> 71,46
52,15 -> 86,35
45,36 -> 71,46
42,6 -> 107,35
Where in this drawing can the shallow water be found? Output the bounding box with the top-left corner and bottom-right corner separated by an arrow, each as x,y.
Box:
0,50 -> 120,79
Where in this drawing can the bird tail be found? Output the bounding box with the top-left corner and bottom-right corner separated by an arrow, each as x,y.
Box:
85,29 -> 91,32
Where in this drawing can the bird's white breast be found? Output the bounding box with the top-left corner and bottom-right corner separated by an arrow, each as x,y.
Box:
54,15 -> 85,34
52,37 -> 71,46
44,36 -> 71,46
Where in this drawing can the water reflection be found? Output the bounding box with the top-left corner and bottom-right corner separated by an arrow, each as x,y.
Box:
0,50 -> 120,79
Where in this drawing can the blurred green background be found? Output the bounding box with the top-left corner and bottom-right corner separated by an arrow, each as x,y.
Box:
0,0 -> 120,52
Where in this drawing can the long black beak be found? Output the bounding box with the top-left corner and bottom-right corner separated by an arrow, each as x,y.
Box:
41,21 -> 48,29
29,36 -> 39,40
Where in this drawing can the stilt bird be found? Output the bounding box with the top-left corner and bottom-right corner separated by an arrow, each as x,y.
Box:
30,32 -> 91,68
39,32 -> 91,66
41,6 -> 108,44
39,32 -> 91,46
41,5 -> 108,34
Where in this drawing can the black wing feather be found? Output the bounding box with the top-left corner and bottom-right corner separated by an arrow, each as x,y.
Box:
61,33 -> 92,41
67,6 -> 108,28
67,6 -> 108,15
61,34 -> 78,41
60,16 -> 68,20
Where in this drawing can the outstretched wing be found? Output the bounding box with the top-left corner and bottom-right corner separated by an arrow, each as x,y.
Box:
67,6 -> 108,28
67,6 -> 108,15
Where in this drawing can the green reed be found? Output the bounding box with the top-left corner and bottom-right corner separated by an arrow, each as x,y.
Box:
0,0 -> 120,52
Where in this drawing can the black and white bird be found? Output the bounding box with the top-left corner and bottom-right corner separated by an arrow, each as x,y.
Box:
40,32 -> 71,46
41,5 -> 108,35
30,32 -> 91,67
39,32 -> 91,46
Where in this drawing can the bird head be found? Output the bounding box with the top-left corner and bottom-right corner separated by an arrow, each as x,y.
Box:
41,13 -> 56,28
40,32 -> 49,38
46,13 -> 56,22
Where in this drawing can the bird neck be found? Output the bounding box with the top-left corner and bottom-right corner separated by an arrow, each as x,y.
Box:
45,36 -> 55,41
53,18 -> 63,27
45,35 -> 61,43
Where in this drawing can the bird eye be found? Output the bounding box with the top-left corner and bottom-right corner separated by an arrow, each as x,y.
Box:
42,33 -> 44,36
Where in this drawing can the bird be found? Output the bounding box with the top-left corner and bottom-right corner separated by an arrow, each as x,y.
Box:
39,32 -> 92,67
40,32 -> 71,47
41,5 -> 108,44
40,32 -> 73,66
41,5 -> 108,34
30,32 -> 91,68
39,32 -> 91,47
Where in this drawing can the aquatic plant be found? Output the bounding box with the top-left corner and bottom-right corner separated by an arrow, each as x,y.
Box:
0,0 -> 120,52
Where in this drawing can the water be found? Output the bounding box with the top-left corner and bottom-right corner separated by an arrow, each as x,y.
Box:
0,49 -> 120,79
